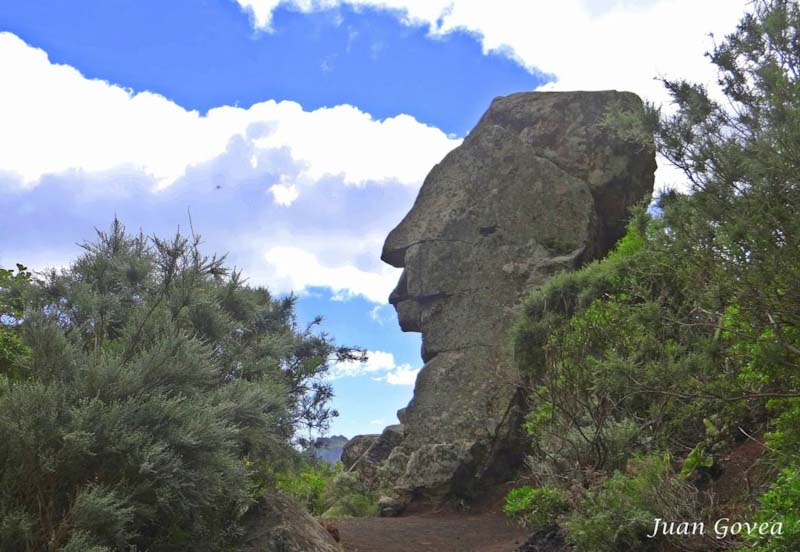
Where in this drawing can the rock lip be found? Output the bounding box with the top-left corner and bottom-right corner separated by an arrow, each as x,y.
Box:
379,90 -> 656,501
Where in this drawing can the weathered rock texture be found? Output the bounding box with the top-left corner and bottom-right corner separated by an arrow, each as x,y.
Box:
379,91 -> 656,502
343,424 -> 404,485
240,492 -> 341,552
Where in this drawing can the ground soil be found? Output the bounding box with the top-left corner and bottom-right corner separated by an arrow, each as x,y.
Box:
336,483 -> 529,552
336,511 -> 529,552
334,439 -> 770,552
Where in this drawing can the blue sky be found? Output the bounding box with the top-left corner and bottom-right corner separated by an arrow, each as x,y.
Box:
0,0 -> 745,437
1,1 -> 541,135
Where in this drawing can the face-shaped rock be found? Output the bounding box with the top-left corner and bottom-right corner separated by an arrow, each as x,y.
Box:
377,91 -> 656,500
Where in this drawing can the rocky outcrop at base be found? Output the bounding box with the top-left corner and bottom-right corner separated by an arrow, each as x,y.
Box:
343,424 -> 404,486
240,492 -> 342,552
378,90 -> 656,503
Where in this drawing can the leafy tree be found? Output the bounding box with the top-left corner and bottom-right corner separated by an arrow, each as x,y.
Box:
0,263 -> 32,376
0,219 -> 362,551
653,0 -> 800,394
513,1 -> 800,549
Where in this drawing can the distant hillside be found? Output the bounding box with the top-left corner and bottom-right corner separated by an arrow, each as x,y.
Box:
312,435 -> 349,464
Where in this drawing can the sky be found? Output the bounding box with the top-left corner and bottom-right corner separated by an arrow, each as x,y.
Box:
0,0 -> 748,438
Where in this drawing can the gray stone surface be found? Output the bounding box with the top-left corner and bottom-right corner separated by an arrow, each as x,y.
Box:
379,90 -> 656,501
341,434 -> 379,470
240,492 -> 341,552
343,425 -> 405,486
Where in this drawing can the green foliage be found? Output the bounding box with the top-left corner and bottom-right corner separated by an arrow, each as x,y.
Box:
276,461 -> 378,518
513,2 -> 800,548
0,264 -> 32,377
748,465 -> 800,551
321,470 -> 379,518
515,215 -> 732,480
563,454 -> 698,552
595,98 -> 659,153
679,445 -> 714,480
764,399 -> 800,459
0,219 -> 361,551
503,486 -> 568,529
276,461 -> 340,515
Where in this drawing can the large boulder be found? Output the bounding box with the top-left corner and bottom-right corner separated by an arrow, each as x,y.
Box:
379,90 -> 656,502
343,424 -> 405,485
341,434 -> 379,470
239,492 -> 341,552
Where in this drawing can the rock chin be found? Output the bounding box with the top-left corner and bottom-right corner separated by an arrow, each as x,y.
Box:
378,90 -> 656,502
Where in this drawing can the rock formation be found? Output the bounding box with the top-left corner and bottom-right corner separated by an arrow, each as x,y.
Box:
342,424 -> 404,485
240,492 -> 342,552
377,90 -> 656,503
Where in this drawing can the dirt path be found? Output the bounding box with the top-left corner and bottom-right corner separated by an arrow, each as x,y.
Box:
336,512 -> 528,552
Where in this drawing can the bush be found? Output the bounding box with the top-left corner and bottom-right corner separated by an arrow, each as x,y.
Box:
322,471 -> 379,518
562,454 -> 699,552
511,2 -> 800,549
0,220 -> 360,551
748,465 -> 800,552
503,486 -> 569,529
276,462 -> 378,518
0,264 -> 31,378
276,461 -> 340,515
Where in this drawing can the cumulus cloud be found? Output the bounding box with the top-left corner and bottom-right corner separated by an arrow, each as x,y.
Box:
369,304 -> 393,324
236,0 -> 745,103
269,183 -> 299,206
236,0 -> 284,28
235,0 -> 749,192
382,364 -> 420,385
0,32 -> 458,191
328,349 -> 420,385
0,32 -> 459,302
261,245 -> 399,303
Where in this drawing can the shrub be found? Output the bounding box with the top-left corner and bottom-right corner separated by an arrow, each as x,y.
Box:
0,220 -> 361,551
276,462 -> 378,518
562,453 -> 699,552
276,461 -> 340,515
321,471 -> 379,518
0,264 -> 31,378
748,465 -> 800,552
503,486 -> 569,529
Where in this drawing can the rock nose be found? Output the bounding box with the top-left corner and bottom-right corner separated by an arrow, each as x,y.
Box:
380,238 -> 408,269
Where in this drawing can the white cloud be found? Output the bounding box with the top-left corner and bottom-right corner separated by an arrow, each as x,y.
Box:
369,417 -> 386,426
236,0 -> 745,103
235,0 -> 283,28
235,0 -> 750,192
0,32 -> 458,191
262,245 -> 399,303
269,182 -> 299,206
330,349 -> 396,379
369,304 -> 390,324
0,31 -> 459,303
328,349 -> 420,385
383,364 -> 420,385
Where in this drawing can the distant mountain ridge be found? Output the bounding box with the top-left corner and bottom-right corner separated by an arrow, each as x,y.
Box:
312,435 -> 349,464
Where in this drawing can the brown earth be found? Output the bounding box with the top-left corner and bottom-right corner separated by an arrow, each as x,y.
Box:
336,483 -> 529,552
337,512 -> 528,552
